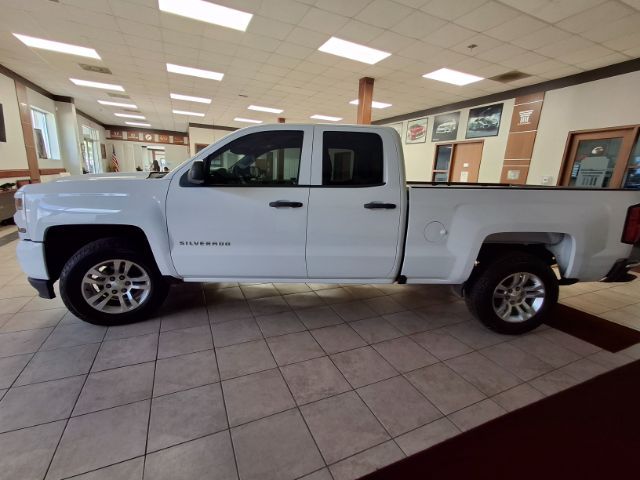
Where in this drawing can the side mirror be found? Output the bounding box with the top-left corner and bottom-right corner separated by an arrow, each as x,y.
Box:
188,161 -> 205,185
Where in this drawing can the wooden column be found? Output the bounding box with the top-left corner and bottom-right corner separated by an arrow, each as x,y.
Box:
277,117 -> 285,123
357,77 -> 374,125
14,81 -> 40,182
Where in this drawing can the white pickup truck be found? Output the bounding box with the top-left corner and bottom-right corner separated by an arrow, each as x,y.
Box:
13,124 -> 640,334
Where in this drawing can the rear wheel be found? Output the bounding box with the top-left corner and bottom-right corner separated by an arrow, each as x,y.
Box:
465,251 -> 559,334
60,237 -> 168,325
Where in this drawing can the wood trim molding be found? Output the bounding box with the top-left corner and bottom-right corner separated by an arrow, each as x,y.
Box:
0,169 -> 29,179
189,123 -> 237,132
374,57 -> 640,126
14,81 -> 41,183
39,168 -> 67,175
103,124 -> 188,137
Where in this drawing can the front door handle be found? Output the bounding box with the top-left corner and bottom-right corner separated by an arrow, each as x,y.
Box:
364,202 -> 396,210
269,200 -> 303,208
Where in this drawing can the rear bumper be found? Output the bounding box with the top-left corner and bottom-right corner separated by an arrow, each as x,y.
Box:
28,278 -> 56,299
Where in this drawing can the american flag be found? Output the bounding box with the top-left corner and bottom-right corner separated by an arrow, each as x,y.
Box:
111,146 -> 119,172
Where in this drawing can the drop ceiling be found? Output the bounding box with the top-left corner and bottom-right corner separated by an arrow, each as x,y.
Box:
0,0 -> 638,132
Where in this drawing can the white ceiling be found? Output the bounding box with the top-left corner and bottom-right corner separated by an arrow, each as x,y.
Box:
0,0 -> 639,131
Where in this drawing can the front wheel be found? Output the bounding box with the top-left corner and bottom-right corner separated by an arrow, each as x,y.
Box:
60,238 -> 169,325
465,252 -> 559,334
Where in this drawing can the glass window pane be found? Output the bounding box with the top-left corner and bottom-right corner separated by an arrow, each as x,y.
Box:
569,137 -> 622,188
624,136 -> 640,189
435,145 -> 452,171
205,130 -> 303,186
322,132 -> 383,186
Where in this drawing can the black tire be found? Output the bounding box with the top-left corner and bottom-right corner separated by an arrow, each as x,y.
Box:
60,237 -> 169,326
464,251 -> 559,335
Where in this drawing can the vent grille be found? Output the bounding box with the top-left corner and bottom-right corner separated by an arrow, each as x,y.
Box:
107,92 -> 130,98
489,70 -> 531,83
79,64 -> 112,75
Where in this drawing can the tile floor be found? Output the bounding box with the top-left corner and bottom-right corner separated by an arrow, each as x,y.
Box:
0,231 -> 639,480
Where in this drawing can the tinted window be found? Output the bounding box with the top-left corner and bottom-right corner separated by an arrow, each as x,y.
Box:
322,132 -> 383,186
205,130 -> 303,185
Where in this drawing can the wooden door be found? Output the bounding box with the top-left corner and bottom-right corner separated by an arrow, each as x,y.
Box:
450,141 -> 483,183
560,127 -> 638,188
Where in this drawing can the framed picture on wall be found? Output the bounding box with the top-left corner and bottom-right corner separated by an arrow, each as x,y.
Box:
466,103 -> 503,139
389,122 -> 403,138
100,143 -> 107,159
405,118 -> 428,144
431,112 -> 460,142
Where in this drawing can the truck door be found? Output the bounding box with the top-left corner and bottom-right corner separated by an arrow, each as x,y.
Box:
166,126 -> 312,279
306,127 -> 405,280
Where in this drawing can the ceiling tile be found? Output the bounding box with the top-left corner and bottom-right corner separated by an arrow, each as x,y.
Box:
420,0 -> 490,21
454,1 -> 520,32
422,22 -> 477,48
391,10 -> 447,39
298,7 -> 350,34
355,0 -> 414,29
556,1 -> 635,33
484,14 -> 546,42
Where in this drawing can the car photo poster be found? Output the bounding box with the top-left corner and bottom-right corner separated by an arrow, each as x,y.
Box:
466,103 -> 503,139
431,112 -> 460,142
405,118 -> 428,144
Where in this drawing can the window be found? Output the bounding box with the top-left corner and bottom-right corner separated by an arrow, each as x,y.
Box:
204,130 -> 303,186
81,125 -> 102,173
322,132 -> 383,186
30,108 -> 60,160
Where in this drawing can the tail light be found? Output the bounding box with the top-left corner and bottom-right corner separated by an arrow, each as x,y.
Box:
622,204 -> 640,244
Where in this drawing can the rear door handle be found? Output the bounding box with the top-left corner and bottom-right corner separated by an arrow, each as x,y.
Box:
269,200 -> 303,208
364,202 -> 396,209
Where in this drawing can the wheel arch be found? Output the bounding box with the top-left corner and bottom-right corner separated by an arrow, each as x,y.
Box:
44,224 -> 156,282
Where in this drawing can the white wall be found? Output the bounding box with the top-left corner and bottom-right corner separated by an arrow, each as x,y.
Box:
529,70 -> 640,185
0,72 -> 27,173
387,99 -> 514,182
188,126 -> 234,156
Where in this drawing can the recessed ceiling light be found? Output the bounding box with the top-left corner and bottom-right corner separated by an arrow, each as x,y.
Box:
172,109 -> 205,117
234,117 -> 262,124
166,63 -> 224,81
310,114 -> 342,122
318,37 -> 391,65
248,105 -> 283,114
70,78 -> 124,91
158,0 -> 252,31
349,99 -> 392,109
98,100 -> 138,109
13,33 -> 100,59
125,121 -> 151,127
170,93 -> 212,104
114,113 -> 146,119
422,68 -> 483,86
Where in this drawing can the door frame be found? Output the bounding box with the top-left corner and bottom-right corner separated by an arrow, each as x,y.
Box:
431,139 -> 484,182
558,125 -> 640,187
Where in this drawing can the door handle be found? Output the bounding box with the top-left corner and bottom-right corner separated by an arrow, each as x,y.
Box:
364,202 -> 396,210
269,200 -> 303,208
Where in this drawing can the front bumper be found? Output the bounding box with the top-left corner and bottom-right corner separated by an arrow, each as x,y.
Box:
16,239 -> 49,280
28,278 -> 56,299
603,258 -> 640,283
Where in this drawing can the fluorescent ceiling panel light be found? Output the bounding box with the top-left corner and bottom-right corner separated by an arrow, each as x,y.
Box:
13,33 -> 100,59
98,100 -> 138,109
172,109 -> 205,117
125,121 -> 151,127
70,78 -> 124,91
234,117 -> 262,124
248,105 -> 283,114
310,114 -> 342,122
114,113 -> 146,119
170,93 -> 212,104
318,37 -> 391,65
158,0 -> 252,31
147,146 -> 165,150
349,99 -> 392,109
166,63 -> 224,81
422,68 -> 483,86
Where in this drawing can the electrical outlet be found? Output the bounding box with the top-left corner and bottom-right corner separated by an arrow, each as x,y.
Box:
541,176 -> 553,185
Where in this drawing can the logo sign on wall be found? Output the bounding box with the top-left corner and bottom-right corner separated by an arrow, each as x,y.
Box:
466,103 -> 503,139
405,118 -> 428,144
431,112 -> 460,142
